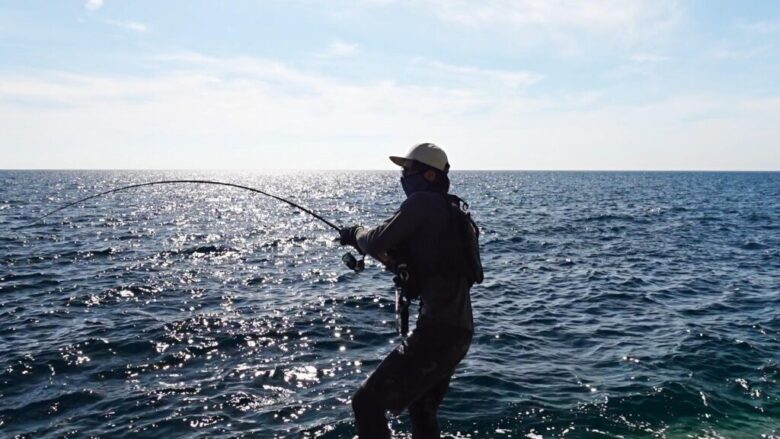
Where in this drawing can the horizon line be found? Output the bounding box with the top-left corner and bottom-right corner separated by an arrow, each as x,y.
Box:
1,168 -> 779,173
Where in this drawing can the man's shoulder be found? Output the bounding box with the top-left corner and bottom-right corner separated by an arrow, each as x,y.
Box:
401,192 -> 448,212
404,191 -> 452,204
398,193 -> 462,227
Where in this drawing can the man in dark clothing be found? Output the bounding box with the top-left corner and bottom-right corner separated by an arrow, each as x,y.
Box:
340,143 -> 480,439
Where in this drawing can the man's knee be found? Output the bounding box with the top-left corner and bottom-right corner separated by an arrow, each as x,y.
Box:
409,393 -> 436,418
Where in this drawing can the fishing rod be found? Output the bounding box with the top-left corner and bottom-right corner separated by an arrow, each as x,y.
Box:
27,179 -> 365,271
31,179 -> 340,230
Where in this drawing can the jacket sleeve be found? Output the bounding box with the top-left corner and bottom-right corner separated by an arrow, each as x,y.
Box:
355,194 -> 425,257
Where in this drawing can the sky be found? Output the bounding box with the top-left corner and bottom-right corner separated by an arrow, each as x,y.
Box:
1,0 -> 779,170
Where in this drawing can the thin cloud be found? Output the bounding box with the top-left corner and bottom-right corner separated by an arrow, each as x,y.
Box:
710,46 -> 767,60
736,19 -> 780,34
424,0 -> 679,29
3,53 -> 777,170
103,19 -> 149,33
604,53 -> 670,80
629,54 -> 669,63
417,0 -> 683,53
156,52 -> 326,89
84,0 -> 103,11
414,59 -> 542,91
322,39 -> 360,58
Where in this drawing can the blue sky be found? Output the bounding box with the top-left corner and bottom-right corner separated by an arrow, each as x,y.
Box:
1,0 -> 779,170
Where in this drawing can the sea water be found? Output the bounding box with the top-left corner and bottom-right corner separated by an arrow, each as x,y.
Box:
0,170 -> 778,438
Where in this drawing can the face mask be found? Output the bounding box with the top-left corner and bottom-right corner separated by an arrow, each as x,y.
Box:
400,173 -> 431,197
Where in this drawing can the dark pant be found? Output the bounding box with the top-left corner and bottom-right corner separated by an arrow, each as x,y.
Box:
352,319 -> 472,439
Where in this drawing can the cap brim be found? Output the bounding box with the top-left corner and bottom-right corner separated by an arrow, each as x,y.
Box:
389,156 -> 409,167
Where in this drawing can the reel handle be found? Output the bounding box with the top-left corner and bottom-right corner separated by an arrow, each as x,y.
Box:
342,252 -> 365,272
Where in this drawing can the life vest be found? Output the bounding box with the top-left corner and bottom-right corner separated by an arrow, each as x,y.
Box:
442,194 -> 484,285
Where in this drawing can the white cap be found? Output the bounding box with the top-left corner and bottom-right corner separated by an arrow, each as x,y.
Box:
389,143 -> 449,171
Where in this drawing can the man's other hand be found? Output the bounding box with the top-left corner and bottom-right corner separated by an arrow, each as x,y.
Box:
339,225 -> 363,249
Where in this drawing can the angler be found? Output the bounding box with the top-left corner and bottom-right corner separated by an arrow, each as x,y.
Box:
340,143 -> 483,439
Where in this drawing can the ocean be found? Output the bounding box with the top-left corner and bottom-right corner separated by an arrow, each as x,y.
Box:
1,170 -> 778,438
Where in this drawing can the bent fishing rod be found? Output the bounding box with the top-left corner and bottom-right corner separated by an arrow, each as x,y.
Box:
28,179 -> 365,271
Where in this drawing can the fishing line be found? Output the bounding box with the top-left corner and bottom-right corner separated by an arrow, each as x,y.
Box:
24,179 -> 366,271
28,179 -> 342,231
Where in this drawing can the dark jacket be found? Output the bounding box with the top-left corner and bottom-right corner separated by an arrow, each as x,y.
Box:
356,191 -> 474,331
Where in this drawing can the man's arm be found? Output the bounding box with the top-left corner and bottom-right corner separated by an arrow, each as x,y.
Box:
355,194 -> 426,258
